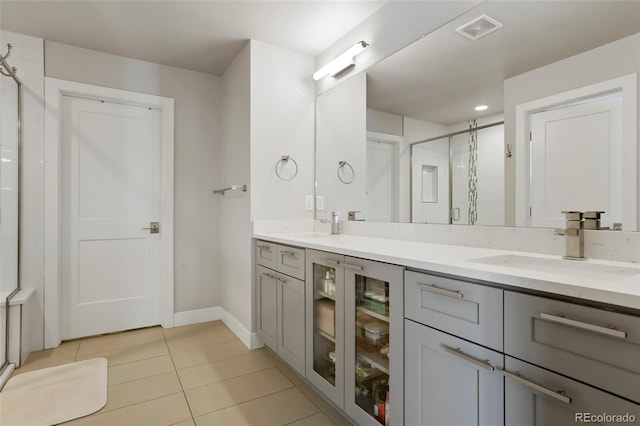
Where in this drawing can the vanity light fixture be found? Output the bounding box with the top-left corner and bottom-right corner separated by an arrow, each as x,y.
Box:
312,40 -> 369,81
475,105 -> 488,111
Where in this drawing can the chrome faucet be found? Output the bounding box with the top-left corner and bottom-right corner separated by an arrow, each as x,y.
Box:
554,211 -> 586,260
320,211 -> 340,235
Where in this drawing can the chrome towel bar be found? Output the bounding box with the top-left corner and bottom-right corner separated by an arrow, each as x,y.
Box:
213,185 -> 247,195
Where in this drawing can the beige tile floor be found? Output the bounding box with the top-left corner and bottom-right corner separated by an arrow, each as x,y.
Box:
13,321 -> 353,426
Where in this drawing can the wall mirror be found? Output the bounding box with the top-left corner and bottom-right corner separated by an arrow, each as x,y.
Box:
315,1 -> 640,230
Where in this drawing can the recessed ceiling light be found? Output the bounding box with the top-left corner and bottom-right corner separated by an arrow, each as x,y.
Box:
475,105 -> 488,111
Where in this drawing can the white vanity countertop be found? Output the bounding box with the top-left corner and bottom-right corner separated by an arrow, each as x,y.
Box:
253,231 -> 640,311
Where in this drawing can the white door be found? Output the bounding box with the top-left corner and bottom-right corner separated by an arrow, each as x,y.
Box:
529,93 -> 623,229
366,139 -> 396,222
61,96 -> 162,339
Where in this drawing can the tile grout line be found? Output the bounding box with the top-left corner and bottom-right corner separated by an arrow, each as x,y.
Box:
161,329 -> 197,423
283,411 -> 338,426
75,336 -> 166,358
188,378 -> 297,420
180,365 -> 283,393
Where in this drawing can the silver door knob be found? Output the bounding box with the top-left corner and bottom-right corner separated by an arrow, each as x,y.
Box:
143,221 -> 160,234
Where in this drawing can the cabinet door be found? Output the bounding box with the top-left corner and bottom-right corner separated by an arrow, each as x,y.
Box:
277,275 -> 305,376
305,249 -> 345,408
405,320 -> 504,426
256,265 -> 278,351
504,356 -> 640,426
344,257 -> 404,426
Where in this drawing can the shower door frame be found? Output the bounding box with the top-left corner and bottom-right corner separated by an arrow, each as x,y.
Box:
409,120 -> 504,224
0,48 -> 22,378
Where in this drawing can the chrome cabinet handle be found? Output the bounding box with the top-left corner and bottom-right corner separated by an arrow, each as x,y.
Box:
261,272 -> 276,280
540,313 -> 627,339
322,259 -> 340,266
443,345 -> 494,371
257,245 -> 271,251
281,250 -> 297,258
419,283 -> 463,299
275,276 -> 287,284
343,263 -> 364,271
501,369 -> 572,405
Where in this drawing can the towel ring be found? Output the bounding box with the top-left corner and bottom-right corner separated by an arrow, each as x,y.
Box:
275,155 -> 298,181
337,160 -> 355,184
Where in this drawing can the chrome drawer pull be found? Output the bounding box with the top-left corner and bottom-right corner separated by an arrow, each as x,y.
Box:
275,276 -> 287,284
443,345 -> 494,371
343,263 -> 364,271
501,369 -> 572,405
322,259 -> 340,266
540,313 -> 627,339
257,245 -> 271,251
280,250 -> 297,258
419,283 -> 463,299
261,272 -> 276,279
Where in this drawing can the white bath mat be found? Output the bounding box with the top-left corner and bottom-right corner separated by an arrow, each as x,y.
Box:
0,357 -> 108,426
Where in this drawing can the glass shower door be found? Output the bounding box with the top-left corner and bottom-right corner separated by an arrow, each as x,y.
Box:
0,68 -> 20,373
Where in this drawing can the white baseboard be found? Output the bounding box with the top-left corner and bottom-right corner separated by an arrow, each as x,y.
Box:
173,307 -> 223,327
221,310 -> 264,350
172,306 -> 263,350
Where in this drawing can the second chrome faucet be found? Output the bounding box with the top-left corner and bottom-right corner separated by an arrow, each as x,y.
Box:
554,211 -> 585,260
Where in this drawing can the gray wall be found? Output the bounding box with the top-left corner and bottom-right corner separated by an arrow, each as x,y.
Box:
503,34 -> 640,226
45,41 -> 222,313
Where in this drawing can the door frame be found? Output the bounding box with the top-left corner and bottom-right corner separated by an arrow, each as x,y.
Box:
514,73 -> 637,228
44,78 -> 175,348
366,131 -> 402,222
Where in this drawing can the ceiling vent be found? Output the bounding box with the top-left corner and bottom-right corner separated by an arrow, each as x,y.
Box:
455,15 -> 503,40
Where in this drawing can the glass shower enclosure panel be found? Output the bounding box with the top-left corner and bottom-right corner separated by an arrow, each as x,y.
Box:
451,124 -> 505,225
0,70 -> 19,372
411,137 -> 450,224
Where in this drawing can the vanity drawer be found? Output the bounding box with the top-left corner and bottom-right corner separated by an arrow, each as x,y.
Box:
505,291 -> 640,403
255,240 -> 277,269
404,270 -> 503,351
276,245 -> 305,280
504,356 -> 640,426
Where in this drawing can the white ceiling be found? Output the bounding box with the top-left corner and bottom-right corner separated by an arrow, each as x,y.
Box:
0,1 -> 385,76
367,1 -> 640,125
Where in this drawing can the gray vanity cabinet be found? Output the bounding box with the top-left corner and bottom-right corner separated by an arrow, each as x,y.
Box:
504,291 -> 640,403
256,241 -> 306,376
404,319 -> 504,426
504,356 -> 640,426
306,250 -> 345,408
405,270 -> 503,351
343,256 -> 403,426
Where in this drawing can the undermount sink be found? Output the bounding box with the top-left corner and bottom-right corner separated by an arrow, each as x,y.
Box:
470,254 -> 640,281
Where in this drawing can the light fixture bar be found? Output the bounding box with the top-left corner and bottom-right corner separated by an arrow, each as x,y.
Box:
313,40 -> 369,81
